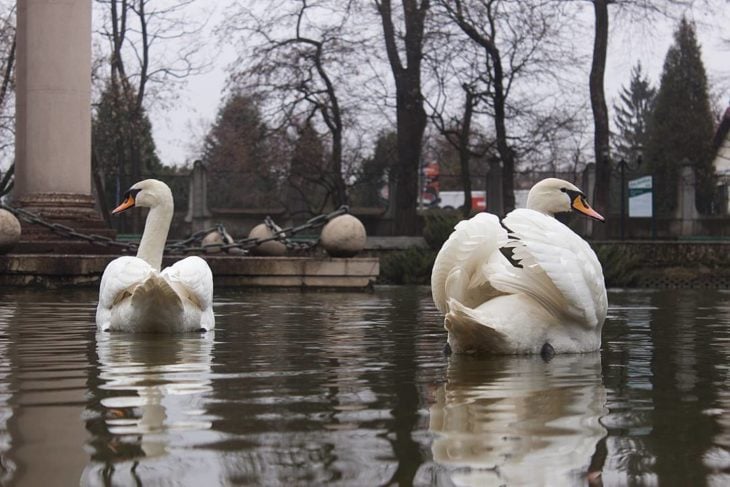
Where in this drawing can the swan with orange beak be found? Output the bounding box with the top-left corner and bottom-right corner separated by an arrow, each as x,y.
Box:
431,178 -> 607,356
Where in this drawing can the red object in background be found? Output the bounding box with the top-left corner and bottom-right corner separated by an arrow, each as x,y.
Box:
472,194 -> 486,211
422,162 -> 440,206
423,163 -> 440,192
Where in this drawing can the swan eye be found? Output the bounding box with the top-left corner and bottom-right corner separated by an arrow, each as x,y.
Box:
112,188 -> 141,215
560,187 -> 567,193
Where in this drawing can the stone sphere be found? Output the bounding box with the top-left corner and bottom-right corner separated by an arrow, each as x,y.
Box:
0,209 -> 21,253
248,223 -> 287,256
320,214 -> 366,257
202,229 -> 227,254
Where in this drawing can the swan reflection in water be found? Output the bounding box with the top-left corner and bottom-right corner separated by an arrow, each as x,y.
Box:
430,353 -> 607,486
83,332 -> 215,483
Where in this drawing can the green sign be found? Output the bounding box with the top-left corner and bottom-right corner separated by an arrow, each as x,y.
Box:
628,176 -> 653,217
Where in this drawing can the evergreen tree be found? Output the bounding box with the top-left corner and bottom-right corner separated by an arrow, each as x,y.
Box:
286,121 -> 329,217
351,131 -> 396,207
644,18 -> 716,215
201,93 -> 276,208
92,83 -> 163,224
613,62 -> 656,165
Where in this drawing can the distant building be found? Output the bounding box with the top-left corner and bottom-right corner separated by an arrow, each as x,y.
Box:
712,104 -> 730,213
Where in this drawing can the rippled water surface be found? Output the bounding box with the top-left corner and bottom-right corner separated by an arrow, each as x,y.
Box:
0,286 -> 729,486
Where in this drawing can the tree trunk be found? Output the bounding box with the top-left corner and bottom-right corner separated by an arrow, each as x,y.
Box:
458,88 -> 474,218
491,54 -> 515,215
376,0 -> 429,235
330,130 -> 348,207
394,76 -> 427,234
444,0 -> 514,216
590,0 -> 611,237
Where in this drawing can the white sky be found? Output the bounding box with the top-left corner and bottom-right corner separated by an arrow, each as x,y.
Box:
150,3 -> 730,168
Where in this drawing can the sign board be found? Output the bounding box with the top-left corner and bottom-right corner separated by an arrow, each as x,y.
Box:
628,175 -> 653,218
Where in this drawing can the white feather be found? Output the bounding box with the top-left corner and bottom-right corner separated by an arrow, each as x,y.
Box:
431,179 -> 607,354
431,213 -> 508,313
96,179 -> 215,333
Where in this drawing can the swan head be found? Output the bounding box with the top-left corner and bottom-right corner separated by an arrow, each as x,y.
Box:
112,179 -> 173,214
526,178 -> 604,222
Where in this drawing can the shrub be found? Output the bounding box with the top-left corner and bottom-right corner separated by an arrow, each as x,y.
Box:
379,248 -> 436,285
423,210 -> 462,250
595,244 -> 642,287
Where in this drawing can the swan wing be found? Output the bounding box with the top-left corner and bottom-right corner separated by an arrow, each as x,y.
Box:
431,213 -> 508,314
161,256 -> 215,330
96,256 -> 154,330
489,209 -> 607,328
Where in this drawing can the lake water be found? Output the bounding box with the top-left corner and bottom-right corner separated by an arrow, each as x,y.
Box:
0,286 -> 728,486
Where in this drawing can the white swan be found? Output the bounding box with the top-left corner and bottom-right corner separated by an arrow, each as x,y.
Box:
96,179 -> 215,332
431,178 -> 607,355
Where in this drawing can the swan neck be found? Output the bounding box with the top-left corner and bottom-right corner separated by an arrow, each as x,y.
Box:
136,202 -> 172,271
525,199 -> 554,217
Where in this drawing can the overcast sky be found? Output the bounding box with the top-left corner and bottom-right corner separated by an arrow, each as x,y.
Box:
149,3 -> 730,168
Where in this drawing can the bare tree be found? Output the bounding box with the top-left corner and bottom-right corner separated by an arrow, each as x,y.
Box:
224,0 -> 358,211
428,83 -> 488,216
94,0 -> 207,228
587,0 -> 611,229
374,0 -> 430,234
436,0 -> 575,215
576,0 -> 700,232
96,0 -> 207,109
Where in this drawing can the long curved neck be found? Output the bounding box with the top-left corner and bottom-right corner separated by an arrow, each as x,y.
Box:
136,202 -> 173,271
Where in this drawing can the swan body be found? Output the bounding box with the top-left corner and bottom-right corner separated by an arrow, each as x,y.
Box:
96,179 -> 215,332
431,178 -> 607,354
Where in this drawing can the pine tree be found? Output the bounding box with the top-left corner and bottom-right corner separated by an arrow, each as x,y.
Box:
613,62 -> 655,165
202,93 -> 276,208
351,131 -> 396,207
286,121 -> 329,217
644,18 -> 716,215
92,83 -> 163,215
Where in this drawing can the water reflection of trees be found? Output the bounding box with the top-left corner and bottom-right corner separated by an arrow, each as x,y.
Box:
601,289 -> 730,485
429,353 -> 606,486
201,289 -> 446,485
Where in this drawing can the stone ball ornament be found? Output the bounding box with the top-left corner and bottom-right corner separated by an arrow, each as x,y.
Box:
248,223 -> 287,256
202,226 -> 244,254
320,214 -> 366,257
0,208 -> 21,253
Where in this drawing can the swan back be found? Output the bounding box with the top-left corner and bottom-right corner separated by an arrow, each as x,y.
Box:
488,209 -> 607,328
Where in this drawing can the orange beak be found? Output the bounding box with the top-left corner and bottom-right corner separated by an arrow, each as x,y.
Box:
572,195 -> 605,222
112,194 -> 136,215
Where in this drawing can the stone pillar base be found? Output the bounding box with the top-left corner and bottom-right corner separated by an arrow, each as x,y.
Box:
11,192 -> 117,253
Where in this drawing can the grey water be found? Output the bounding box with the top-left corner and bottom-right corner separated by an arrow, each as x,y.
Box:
0,287 -> 728,486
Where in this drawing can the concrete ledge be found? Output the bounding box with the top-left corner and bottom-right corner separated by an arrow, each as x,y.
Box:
0,254 -> 379,289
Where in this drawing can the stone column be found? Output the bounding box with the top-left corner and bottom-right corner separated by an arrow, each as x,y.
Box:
13,0 -> 111,245
185,160 -> 212,233
675,162 -> 699,237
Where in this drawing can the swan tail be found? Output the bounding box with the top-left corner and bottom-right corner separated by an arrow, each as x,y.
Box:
126,274 -> 184,331
444,299 -> 510,354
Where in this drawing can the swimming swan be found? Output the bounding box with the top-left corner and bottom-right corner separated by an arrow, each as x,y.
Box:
96,179 -> 214,332
431,178 -> 607,355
